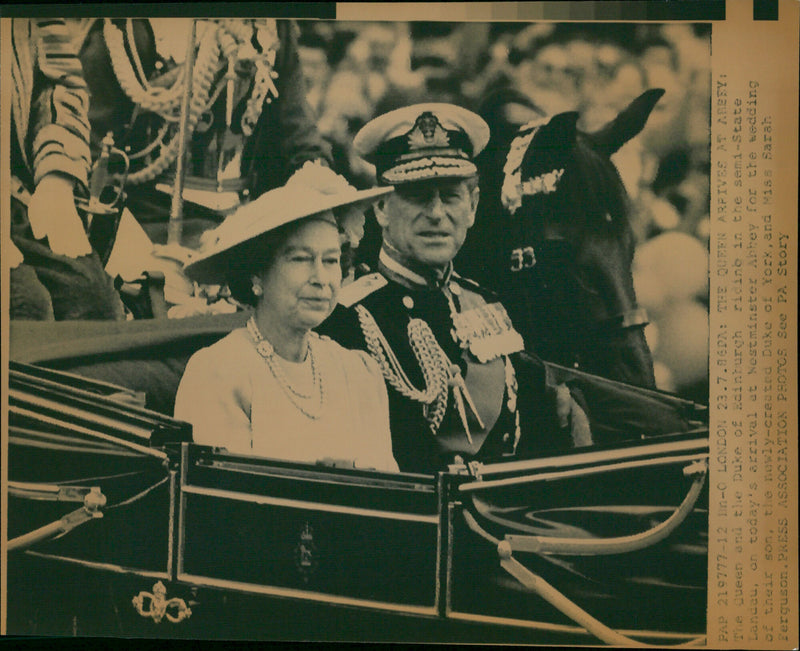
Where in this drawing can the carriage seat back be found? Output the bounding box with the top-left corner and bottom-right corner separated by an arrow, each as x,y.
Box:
9,312 -> 247,417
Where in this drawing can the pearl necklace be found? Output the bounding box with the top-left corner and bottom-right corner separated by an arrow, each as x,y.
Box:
246,317 -> 325,420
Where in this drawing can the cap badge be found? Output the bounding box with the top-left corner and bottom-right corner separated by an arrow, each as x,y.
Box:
407,112 -> 451,150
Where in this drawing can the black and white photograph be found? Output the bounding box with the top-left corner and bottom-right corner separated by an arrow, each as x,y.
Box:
1,3 -> 796,646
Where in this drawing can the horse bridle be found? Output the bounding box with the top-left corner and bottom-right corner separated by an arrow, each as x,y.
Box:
507,241 -> 650,337
591,307 -> 650,334
502,119 -> 652,338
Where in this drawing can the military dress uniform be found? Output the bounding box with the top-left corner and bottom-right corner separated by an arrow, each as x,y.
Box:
319,251 -> 569,475
318,102 -> 588,474
9,18 -> 124,321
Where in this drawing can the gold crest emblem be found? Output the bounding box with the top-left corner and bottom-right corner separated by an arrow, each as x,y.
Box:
294,522 -> 319,583
407,112 -> 451,150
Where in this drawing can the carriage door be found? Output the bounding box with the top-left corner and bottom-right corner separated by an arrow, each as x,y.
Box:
176,444 -> 442,620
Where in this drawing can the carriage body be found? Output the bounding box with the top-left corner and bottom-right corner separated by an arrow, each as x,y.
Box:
6,316 -> 708,644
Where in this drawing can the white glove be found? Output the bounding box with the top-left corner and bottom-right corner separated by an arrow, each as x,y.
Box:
28,173 -> 92,258
554,383 -> 593,448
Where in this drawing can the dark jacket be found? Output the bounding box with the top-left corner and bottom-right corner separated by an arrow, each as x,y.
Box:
241,20 -> 332,199
317,266 -> 571,475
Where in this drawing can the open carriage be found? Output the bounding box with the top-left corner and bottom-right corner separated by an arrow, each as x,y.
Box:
6,314 -> 708,644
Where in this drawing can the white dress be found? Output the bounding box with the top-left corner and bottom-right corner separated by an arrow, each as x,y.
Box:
174,328 -> 399,473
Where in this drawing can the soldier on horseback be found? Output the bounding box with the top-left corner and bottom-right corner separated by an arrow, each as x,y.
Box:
8,17 -> 125,321
8,18 -> 335,320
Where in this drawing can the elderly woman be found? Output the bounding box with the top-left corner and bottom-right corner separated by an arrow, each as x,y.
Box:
174,174 -> 398,472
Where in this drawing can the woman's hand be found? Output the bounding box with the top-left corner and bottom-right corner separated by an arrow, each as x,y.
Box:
28,173 -> 92,258
554,383 -> 593,448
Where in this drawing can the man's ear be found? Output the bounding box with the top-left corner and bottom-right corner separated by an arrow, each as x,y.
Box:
467,184 -> 480,228
374,198 -> 390,228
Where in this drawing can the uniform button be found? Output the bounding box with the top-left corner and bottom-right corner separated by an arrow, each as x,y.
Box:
403,296 -> 414,309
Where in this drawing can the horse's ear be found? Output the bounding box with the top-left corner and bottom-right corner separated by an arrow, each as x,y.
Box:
525,111 -> 579,171
541,111 -> 580,148
591,88 -> 665,156
520,111 -> 578,178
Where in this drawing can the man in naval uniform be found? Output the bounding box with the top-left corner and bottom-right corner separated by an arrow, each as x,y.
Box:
318,103 -> 591,475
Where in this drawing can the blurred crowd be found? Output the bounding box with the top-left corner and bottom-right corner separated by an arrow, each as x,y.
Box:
294,20 -> 711,401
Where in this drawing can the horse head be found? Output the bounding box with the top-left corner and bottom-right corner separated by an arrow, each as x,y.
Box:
500,88 -> 664,387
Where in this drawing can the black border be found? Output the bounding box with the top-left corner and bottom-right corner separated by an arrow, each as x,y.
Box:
0,3 -> 336,19
0,1 -> 726,21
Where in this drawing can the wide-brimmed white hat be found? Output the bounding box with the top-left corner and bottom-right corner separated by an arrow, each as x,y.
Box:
184,170 -> 393,283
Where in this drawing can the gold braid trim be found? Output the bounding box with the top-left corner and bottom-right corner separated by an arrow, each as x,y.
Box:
355,305 -> 450,434
104,18 -> 279,182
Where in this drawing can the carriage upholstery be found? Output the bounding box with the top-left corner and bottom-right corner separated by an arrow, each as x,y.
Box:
9,313 -> 247,417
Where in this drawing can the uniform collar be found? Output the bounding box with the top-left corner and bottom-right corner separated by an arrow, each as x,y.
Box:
378,245 -> 454,290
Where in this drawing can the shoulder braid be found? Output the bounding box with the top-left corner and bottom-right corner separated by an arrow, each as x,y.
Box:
354,304 -> 450,434
337,272 -> 388,307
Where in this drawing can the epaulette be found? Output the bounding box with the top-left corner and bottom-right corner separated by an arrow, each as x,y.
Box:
337,272 -> 388,307
451,272 -> 500,302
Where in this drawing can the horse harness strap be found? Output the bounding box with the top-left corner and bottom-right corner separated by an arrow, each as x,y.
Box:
591,307 -> 650,334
